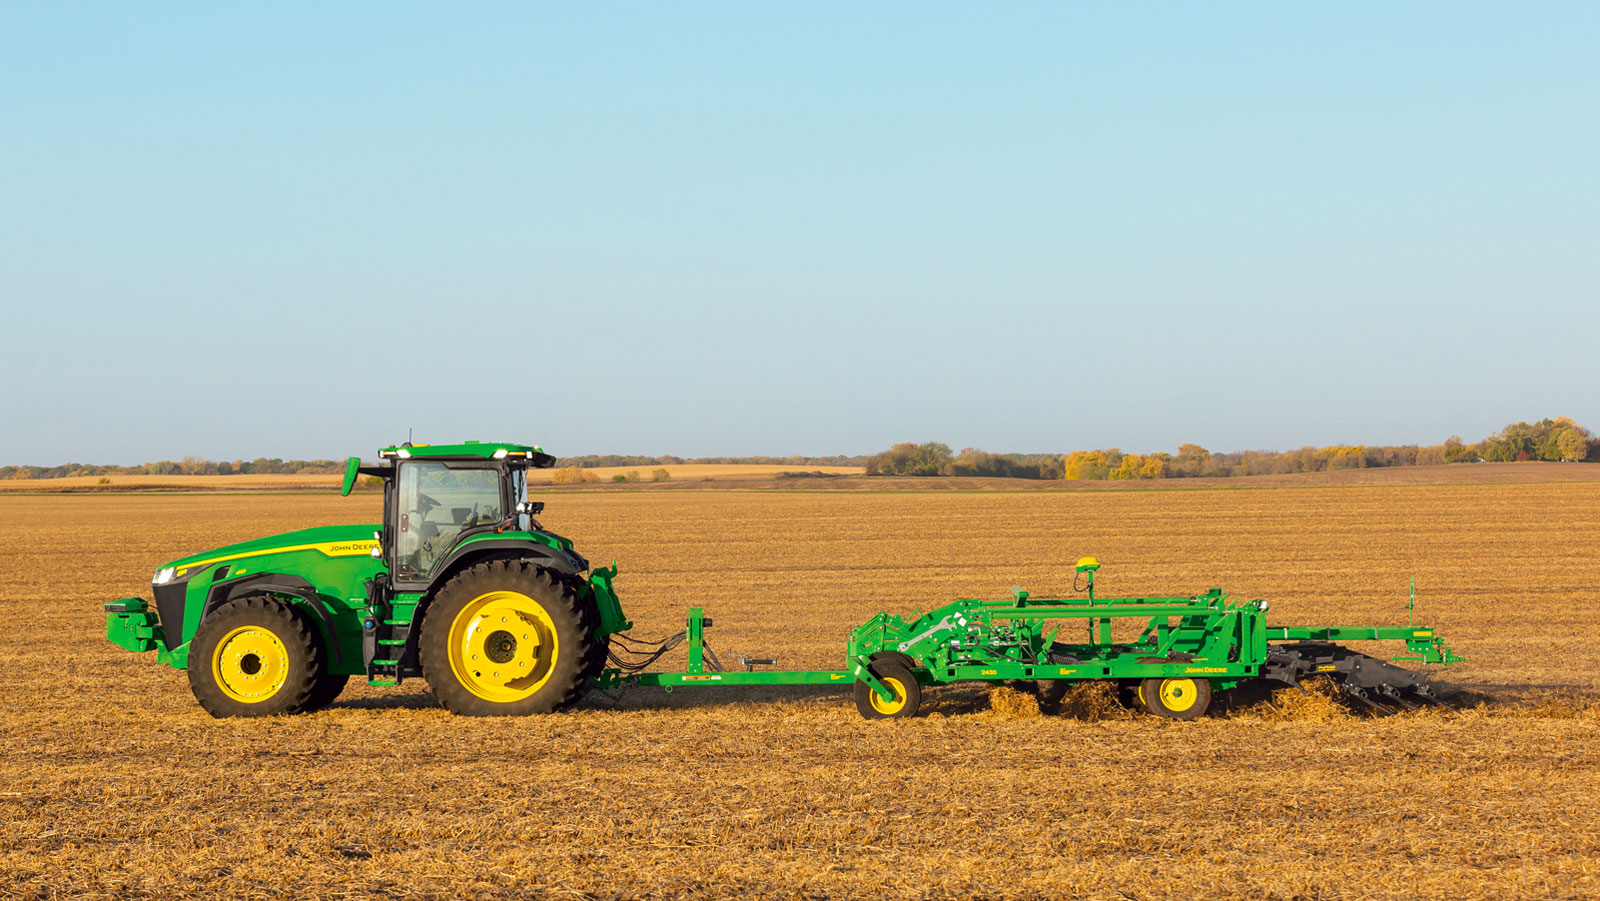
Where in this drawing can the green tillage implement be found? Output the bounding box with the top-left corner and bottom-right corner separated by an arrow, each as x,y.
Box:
597,557 -> 1463,719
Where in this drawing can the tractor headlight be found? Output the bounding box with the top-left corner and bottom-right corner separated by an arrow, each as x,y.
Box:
152,566 -> 176,586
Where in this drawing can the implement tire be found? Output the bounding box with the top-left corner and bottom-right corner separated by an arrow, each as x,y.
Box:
419,560 -> 595,716
854,660 -> 921,720
188,595 -> 323,718
1137,676 -> 1212,720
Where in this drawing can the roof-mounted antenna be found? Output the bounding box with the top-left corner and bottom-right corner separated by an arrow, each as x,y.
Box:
405,427 -> 413,447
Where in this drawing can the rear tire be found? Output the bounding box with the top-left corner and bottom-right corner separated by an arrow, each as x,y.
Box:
854,661 -> 921,720
188,595 -> 322,718
1137,677 -> 1212,720
419,560 -> 596,716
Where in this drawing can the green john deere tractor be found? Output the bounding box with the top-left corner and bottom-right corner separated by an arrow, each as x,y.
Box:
105,441 -> 630,717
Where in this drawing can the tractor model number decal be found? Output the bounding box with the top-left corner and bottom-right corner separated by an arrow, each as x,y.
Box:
1058,668 -> 1076,675
980,669 -> 998,676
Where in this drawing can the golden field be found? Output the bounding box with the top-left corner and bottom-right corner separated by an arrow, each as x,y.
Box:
3,478 -> 1598,899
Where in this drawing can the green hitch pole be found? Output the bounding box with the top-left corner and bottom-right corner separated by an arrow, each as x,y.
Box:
686,607 -> 705,673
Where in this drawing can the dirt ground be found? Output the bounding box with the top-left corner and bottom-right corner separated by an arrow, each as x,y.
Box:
3,481 -> 1597,899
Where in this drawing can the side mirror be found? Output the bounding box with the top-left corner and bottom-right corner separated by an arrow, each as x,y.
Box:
516,501 -> 545,516
341,456 -> 361,496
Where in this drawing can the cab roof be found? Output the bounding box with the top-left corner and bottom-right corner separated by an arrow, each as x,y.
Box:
376,441 -> 552,465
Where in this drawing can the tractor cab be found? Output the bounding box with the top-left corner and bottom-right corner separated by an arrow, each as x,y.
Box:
345,441 -> 564,589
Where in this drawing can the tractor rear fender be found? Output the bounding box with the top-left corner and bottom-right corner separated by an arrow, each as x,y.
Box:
410,543 -> 593,629
203,573 -> 345,665
413,540 -> 585,594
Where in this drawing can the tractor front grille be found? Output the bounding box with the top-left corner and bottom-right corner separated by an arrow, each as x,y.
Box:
153,579 -> 190,646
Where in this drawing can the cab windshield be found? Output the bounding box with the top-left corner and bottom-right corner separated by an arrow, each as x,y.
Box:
395,463 -> 504,578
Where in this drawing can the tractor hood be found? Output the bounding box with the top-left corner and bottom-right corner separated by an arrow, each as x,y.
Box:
159,524 -> 382,578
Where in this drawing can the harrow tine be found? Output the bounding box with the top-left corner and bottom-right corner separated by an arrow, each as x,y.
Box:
1402,686 -> 1454,710
1379,688 -> 1421,712
1339,684 -> 1398,715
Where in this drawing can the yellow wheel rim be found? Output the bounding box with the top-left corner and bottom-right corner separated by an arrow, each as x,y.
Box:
1159,678 -> 1199,713
868,676 -> 908,716
447,590 -> 559,703
212,626 -> 290,703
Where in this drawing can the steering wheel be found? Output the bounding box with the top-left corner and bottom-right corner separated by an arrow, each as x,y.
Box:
416,492 -> 440,514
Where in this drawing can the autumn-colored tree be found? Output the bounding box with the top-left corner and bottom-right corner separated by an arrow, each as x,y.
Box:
1555,428 -> 1588,461
1061,450 -> 1116,480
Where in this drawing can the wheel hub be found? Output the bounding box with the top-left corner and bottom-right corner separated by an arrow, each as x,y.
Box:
483,630 -> 517,664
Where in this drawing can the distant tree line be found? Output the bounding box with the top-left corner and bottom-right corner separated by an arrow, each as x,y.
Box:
865,418 -> 1598,481
0,456 -> 347,480
7,420 -> 1592,482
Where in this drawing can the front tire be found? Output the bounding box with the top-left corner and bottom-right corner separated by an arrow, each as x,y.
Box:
419,560 -> 596,716
188,595 -> 322,718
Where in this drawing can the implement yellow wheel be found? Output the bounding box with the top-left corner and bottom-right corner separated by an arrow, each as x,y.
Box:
446,590 -> 559,703
1159,678 -> 1199,713
868,676 -> 910,716
212,626 -> 290,703
1137,676 -> 1212,720
855,659 -> 922,719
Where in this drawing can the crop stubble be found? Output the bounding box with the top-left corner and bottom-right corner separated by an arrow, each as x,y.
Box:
1,483 -> 1597,899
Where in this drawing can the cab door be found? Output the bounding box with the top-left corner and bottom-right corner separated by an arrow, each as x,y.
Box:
390,462 -> 507,588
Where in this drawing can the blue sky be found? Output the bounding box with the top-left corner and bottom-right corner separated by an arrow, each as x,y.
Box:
3,3 -> 1595,464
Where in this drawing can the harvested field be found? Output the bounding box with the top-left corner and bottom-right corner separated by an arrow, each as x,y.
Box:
4,483 -> 1599,899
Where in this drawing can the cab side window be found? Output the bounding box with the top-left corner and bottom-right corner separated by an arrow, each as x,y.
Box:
395,463 -> 503,579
